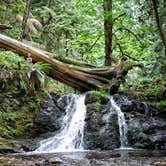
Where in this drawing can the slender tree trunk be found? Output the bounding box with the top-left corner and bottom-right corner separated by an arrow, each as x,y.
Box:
19,0 -> 32,41
151,0 -> 166,56
103,0 -> 113,66
65,31 -> 69,56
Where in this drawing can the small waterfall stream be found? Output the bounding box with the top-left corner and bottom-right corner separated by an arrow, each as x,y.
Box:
108,96 -> 128,148
35,94 -> 86,153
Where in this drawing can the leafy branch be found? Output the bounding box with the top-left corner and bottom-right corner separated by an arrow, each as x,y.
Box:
117,27 -> 143,46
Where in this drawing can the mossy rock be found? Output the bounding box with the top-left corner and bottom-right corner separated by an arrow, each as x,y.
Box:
0,137 -> 16,153
85,91 -> 109,105
86,102 -> 102,112
14,109 -> 35,137
0,106 -> 36,139
153,100 -> 166,112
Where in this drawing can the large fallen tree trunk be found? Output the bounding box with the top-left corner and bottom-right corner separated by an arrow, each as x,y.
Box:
0,34 -> 139,92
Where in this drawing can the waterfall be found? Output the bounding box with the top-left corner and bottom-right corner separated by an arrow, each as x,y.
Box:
35,94 -> 86,153
34,93 -> 130,153
108,96 -> 128,149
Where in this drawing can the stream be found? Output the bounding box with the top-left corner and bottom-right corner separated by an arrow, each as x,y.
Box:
1,150 -> 166,166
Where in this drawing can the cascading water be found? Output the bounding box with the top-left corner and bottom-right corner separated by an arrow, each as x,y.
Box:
34,93 -> 130,153
108,96 -> 128,149
35,94 -> 86,153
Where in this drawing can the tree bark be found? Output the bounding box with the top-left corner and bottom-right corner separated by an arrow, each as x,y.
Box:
19,0 -> 32,41
4,0 -> 15,3
0,34 -> 138,92
0,24 -> 12,30
103,0 -> 113,66
151,0 -> 166,56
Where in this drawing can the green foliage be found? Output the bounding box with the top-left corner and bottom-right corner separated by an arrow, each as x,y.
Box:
0,108 -> 35,138
144,87 -> 164,99
0,0 -> 25,24
0,50 -> 26,68
91,90 -> 106,97
0,0 -> 165,96
4,26 -> 21,39
90,90 -> 106,100
91,102 -> 101,112
33,62 -> 51,74
0,50 -> 50,93
156,100 -> 166,111
0,89 -> 41,138
32,0 -> 77,54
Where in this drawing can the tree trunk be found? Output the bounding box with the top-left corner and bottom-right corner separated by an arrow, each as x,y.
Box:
0,34 -> 138,92
65,31 -> 69,56
103,0 -> 113,66
19,0 -> 32,41
151,0 -> 166,56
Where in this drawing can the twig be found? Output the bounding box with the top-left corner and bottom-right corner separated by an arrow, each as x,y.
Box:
113,33 -> 141,61
117,27 -> 143,46
113,13 -> 126,22
87,33 -> 103,52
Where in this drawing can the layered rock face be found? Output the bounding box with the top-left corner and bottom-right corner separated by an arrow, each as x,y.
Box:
34,93 -> 71,135
83,92 -> 166,150
0,90 -> 165,153
83,93 -> 120,150
114,95 -> 166,150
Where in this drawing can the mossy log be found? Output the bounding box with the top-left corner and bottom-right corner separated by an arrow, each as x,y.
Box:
0,34 -> 139,92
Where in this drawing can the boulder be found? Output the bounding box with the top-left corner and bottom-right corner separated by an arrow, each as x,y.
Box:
83,92 -> 120,150
84,92 -> 166,150
34,93 -> 71,135
113,94 -> 166,150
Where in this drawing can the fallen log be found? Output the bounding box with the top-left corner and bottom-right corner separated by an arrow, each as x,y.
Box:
0,34 -> 139,92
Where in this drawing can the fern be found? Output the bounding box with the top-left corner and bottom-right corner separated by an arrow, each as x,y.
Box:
33,62 -> 51,74
0,51 -> 50,93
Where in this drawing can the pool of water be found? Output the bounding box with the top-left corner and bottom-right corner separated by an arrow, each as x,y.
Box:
0,149 -> 166,166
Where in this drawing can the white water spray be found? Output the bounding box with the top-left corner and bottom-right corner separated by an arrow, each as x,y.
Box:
35,94 -> 86,153
108,96 -> 128,148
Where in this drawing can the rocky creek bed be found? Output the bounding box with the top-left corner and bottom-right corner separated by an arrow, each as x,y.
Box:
0,150 -> 166,166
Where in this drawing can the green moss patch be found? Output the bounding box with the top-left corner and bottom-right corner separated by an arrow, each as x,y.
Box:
85,91 -> 109,105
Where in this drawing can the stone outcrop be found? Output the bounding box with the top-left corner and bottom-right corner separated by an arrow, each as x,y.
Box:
114,95 -> 166,150
0,90 -> 166,153
83,92 -> 166,150
34,93 -> 67,135
83,92 -> 120,150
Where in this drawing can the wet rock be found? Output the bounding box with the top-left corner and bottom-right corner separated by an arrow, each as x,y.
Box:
1,84 -> 166,152
0,137 -> 21,154
127,114 -> 166,149
84,92 -> 120,150
84,93 -> 166,150
112,94 -> 166,150
47,157 -> 63,165
34,93 -> 66,135
85,92 -> 109,105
